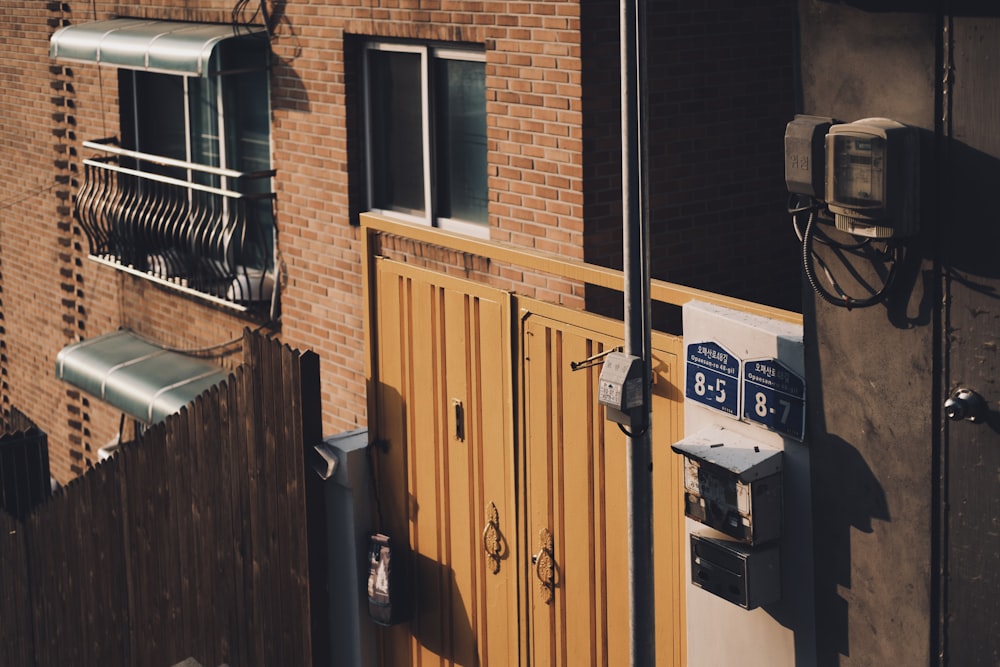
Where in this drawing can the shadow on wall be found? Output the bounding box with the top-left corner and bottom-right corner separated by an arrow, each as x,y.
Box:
409,550 -> 480,667
944,140 -> 1000,280
812,434 -> 890,665
265,0 -> 310,113
369,381 -> 493,667
376,547 -> 483,667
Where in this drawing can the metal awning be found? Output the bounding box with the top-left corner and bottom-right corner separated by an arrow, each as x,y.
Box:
56,330 -> 230,424
49,18 -> 267,77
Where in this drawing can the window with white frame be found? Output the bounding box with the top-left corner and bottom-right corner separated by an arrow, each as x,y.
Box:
364,42 -> 488,236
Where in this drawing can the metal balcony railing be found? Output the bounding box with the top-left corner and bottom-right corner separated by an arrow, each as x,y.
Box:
76,138 -> 277,315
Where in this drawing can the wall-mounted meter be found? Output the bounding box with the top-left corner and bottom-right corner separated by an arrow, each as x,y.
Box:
598,351 -> 644,428
826,117 -> 919,239
671,426 -> 783,546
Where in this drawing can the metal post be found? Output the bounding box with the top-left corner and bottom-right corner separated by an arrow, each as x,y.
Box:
621,0 -> 654,663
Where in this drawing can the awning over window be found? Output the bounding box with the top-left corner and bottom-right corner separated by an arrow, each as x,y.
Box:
56,330 -> 230,424
49,18 -> 267,77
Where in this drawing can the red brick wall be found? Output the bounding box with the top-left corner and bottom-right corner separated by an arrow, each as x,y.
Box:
0,0 -> 84,479
581,1 -> 801,318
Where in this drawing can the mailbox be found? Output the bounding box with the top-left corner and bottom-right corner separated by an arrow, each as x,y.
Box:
690,533 -> 780,610
671,426 -> 782,546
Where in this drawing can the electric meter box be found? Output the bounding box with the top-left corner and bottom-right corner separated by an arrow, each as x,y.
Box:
691,533 -> 780,610
598,351 -> 644,427
784,114 -> 837,199
671,426 -> 783,546
825,117 -> 919,239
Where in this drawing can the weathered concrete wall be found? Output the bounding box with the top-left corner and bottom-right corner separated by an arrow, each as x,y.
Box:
797,2 -> 938,665
800,1 -> 1000,664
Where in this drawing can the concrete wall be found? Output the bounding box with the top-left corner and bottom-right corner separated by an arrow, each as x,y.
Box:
798,1 -> 1000,664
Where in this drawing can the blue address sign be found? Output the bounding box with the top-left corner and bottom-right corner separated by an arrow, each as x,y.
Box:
685,341 -> 740,417
742,359 -> 806,440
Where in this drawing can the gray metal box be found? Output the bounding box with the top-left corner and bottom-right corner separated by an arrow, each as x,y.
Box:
784,114 -> 835,198
672,426 -> 783,545
691,533 -> 780,610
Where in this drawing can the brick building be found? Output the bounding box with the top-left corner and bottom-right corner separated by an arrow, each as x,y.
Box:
0,0 -> 796,482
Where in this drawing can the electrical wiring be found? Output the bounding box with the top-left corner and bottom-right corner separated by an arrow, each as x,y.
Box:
790,195 -> 902,309
0,181 -> 55,212
231,0 -> 273,39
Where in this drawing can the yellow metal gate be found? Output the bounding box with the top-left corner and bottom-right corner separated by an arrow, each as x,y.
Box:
369,257 -> 686,666
371,258 -> 518,667
519,299 -> 686,667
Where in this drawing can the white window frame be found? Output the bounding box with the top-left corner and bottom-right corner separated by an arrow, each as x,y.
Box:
363,41 -> 489,239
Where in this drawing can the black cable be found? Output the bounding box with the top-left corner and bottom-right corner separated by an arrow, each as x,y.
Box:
800,210 -> 900,309
617,418 -> 649,439
789,195 -> 870,251
0,182 -> 55,212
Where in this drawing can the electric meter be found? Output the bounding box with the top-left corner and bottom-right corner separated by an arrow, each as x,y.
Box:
825,118 -> 919,238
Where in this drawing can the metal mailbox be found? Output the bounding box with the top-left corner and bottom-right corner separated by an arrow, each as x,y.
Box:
671,426 -> 783,546
690,533 -> 780,610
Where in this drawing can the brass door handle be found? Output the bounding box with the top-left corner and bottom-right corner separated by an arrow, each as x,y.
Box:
482,502 -> 502,574
532,527 -> 555,604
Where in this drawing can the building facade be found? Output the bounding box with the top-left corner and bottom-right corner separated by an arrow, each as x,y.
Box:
1,0 -> 797,483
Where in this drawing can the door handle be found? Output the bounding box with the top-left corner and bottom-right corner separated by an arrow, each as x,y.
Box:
531,527 -> 555,604
482,501 -> 502,574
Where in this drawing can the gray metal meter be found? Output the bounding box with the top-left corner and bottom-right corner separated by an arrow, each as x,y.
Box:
598,351 -> 644,427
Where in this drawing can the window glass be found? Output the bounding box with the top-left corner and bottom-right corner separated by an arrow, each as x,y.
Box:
435,58 -> 487,224
368,49 -> 426,216
188,75 -> 220,187
223,67 -> 274,269
224,69 -> 271,175
133,71 -> 186,179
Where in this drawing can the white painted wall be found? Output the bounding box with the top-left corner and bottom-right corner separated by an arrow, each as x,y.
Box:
680,301 -> 815,667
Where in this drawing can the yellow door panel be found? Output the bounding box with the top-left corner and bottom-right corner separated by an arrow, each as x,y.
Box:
520,301 -> 686,667
373,259 -> 516,667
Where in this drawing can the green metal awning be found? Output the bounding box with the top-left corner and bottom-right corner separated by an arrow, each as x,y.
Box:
49,18 -> 267,77
55,330 -> 230,425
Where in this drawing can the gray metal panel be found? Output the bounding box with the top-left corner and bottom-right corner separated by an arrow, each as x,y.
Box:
55,330 -> 229,424
49,19 -> 265,76
671,426 -> 783,481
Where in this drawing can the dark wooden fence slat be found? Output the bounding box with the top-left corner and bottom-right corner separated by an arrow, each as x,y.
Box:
224,371 -> 250,667
0,511 -> 32,666
0,332 -> 316,666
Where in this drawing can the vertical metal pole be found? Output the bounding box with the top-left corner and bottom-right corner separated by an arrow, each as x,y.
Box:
622,0 -> 654,663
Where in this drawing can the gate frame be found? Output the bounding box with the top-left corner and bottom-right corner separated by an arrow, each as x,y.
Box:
360,212 -> 801,664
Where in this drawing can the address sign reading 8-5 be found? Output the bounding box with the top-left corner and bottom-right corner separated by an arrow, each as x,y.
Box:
685,342 -> 740,418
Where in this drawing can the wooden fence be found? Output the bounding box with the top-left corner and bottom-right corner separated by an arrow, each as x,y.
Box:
0,408 -> 51,521
0,330 -> 325,667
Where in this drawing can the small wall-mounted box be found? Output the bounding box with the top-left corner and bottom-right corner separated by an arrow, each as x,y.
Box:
671,426 -> 782,546
597,351 -> 644,427
691,533 -> 780,610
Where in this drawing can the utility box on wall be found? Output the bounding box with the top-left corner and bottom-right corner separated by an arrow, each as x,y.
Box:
673,426 -> 783,546
691,534 -> 780,610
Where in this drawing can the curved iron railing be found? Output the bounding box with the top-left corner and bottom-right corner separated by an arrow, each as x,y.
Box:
76,139 -> 277,313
